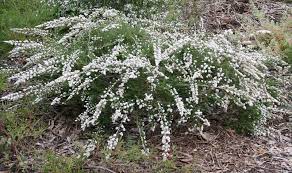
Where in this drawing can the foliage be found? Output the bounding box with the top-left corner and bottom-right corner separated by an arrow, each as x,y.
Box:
245,6 -> 292,65
0,71 -> 7,92
0,98 -> 47,141
1,5 -> 285,160
225,105 -> 262,134
0,0 -> 58,59
262,17 -> 292,64
117,144 -> 148,162
0,97 -> 49,171
42,151 -> 85,173
283,45 -> 292,65
154,159 -> 177,173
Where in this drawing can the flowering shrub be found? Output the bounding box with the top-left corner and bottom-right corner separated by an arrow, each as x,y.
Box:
45,0 -> 168,17
2,8 -> 283,159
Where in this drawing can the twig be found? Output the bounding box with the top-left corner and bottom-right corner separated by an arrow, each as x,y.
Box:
210,149 -> 215,165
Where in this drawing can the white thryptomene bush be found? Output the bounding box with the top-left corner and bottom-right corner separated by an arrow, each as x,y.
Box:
44,0 -> 169,17
2,8 -> 283,159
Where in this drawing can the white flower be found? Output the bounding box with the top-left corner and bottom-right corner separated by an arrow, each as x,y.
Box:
112,109 -> 122,123
83,139 -> 97,157
107,134 -> 119,150
103,9 -> 118,18
51,97 -> 61,105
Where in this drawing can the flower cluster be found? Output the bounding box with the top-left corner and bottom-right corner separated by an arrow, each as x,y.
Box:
2,7 -> 284,159
43,0 -> 169,18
